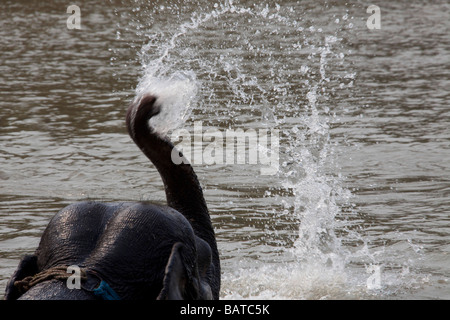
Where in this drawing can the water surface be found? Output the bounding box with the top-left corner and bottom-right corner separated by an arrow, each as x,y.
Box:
0,0 -> 449,299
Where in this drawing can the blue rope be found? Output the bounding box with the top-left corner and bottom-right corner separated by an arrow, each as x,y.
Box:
93,280 -> 121,300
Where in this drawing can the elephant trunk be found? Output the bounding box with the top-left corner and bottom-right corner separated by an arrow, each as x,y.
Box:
125,95 -> 220,297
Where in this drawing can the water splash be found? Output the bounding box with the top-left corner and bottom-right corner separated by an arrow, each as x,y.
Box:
118,0 -> 426,299
132,0 -> 254,134
136,70 -> 198,135
130,0 -> 358,299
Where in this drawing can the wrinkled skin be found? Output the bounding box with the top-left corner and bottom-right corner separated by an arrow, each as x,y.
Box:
4,95 -> 220,300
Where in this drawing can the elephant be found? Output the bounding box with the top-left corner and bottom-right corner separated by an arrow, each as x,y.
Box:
4,95 -> 220,300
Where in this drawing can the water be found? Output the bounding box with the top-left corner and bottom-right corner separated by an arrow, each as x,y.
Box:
1,0 -> 449,299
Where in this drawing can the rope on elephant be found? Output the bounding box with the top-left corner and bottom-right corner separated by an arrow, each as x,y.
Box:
14,265 -> 87,293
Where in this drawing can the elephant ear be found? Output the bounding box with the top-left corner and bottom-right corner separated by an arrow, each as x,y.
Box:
4,254 -> 39,300
157,242 -> 193,300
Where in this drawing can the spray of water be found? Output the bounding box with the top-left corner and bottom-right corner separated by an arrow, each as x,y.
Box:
135,70 -> 198,135
113,0 -> 425,299
120,0 -> 357,299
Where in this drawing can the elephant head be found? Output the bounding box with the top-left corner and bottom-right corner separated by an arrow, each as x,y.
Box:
4,95 -> 220,300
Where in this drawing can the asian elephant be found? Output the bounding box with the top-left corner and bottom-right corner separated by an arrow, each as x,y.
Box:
4,95 -> 220,300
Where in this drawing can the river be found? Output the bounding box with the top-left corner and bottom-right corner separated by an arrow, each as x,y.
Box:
0,0 -> 448,299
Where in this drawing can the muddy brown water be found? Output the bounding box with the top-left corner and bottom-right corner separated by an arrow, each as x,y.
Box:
1,0 -> 448,299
